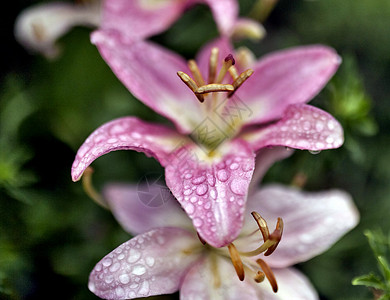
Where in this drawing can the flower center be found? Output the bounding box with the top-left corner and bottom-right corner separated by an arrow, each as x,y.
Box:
211,212 -> 283,293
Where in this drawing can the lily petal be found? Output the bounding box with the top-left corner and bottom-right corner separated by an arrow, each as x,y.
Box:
180,256 -> 258,300
165,139 -> 255,248
91,29 -> 204,133
101,0 -> 186,40
15,1 -> 100,58
89,227 -> 200,299
257,267 -> 318,300
241,104 -> 344,151
71,116 -> 188,181
103,183 -> 191,235
237,45 -> 341,125
245,184 -> 359,268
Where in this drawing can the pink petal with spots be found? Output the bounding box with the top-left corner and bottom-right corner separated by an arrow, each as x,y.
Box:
101,0 -> 186,40
165,139 -> 255,248
91,30 -> 204,133
241,104 -> 344,151
241,184 -> 359,268
71,117 -> 188,181
103,183 -> 192,235
89,227 -> 200,299
237,45 -> 340,126
256,268 -> 318,300
180,256 -> 258,300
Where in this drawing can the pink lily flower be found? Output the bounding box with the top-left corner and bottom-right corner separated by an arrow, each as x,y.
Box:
15,0 -> 263,58
87,176 -> 359,299
71,31 -> 344,247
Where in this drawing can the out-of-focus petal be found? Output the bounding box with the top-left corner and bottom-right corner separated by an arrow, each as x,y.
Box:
15,1 -> 100,58
241,104 -> 344,152
237,45 -> 341,126
101,0 -> 186,40
180,256 -> 258,300
245,184 -> 359,268
256,267 -> 318,300
71,117 -> 189,181
103,183 -> 191,235
91,30 -> 204,133
165,139 -> 255,248
89,227 -> 200,299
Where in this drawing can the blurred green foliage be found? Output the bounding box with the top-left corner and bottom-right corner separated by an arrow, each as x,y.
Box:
1,0 -> 390,299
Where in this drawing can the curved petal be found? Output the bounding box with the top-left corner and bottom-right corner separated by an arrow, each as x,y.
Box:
244,184 -> 359,268
256,267 -> 318,300
190,0 -> 238,36
165,139 -> 255,248
103,183 -> 191,235
89,227 -> 200,299
241,104 -> 344,152
71,117 -> 188,181
180,256 -> 258,300
237,45 -> 341,125
15,1 -> 100,58
91,30 -> 204,133
101,0 -> 186,40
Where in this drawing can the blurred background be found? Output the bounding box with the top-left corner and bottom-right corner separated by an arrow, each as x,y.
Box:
1,0 -> 390,299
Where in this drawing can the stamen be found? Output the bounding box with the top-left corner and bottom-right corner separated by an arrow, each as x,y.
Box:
257,258 -> 278,293
251,211 -> 269,241
210,254 -> 221,288
208,47 -> 219,84
228,65 -> 239,80
177,71 -> 204,103
215,54 -> 235,84
254,271 -> 265,283
188,59 -> 205,86
228,69 -> 254,97
196,83 -> 234,94
228,243 -> 245,281
264,218 -> 283,256
82,167 -> 108,209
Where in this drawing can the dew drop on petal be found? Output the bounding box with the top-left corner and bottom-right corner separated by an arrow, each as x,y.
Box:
229,178 -> 247,196
309,150 -> 321,155
196,184 -> 208,196
217,169 -> 230,182
229,162 -> 239,170
132,265 -> 146,276
102,257 -> 113,267
185,203 -> 195,214
193,218 -> 203,227
119,274 -> 130,284
138,281 -> 150,296
127,248 -> 141,263
145,257 -> 155,267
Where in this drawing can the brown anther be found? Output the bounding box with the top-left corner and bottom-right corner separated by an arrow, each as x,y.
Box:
208,47 -> 219,83
188,60 -> 205,86
197,232 -> 207,245
264,218 -> 283,256
251,211 -> 270,242
196,84 -> 234,94
216,54 -> 235,83
177,71 -> 204,103
257,258 -> 278,293
228,243 -> 245,281
254,271 -> 265,283
228,69 -> 254,98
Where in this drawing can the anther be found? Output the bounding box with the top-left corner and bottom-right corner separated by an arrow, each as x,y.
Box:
228,65 -> 239,80
188,60 -> 205,86
254,271 -> 265,283
215,54 -> 235,84
196,83 -> 234,94
177,71 -> 204,103
251,211 -> 269,242
264,218 -> 283,256
257,258 -> 278,293
228,69 -> 254,97
228,243 -> 245,281
208,47 -> 219,84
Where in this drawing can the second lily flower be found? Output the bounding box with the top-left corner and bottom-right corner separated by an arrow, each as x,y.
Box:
72,30 -> 344,247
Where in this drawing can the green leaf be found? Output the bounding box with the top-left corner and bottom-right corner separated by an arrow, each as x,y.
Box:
352,273 -> 386,290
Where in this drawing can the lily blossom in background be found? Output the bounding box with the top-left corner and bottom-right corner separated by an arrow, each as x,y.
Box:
71,32 -> 344,247
14,0 -> 263,58
86,178 -> 359,299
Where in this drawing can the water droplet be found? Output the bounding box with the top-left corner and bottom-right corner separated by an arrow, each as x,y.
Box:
105,275 -> 114,284
102,258 -> 113,267
229,178 -> 247,195
315,121 -> 324,132
229,162 -> 239,170
193,218 -> 203,227
190,196 -> 197,203
115,286 -> 125,298
145,257 -> 155,267
132,265 -> 146,276
210,189 -> 217,200
127,248 -> 141,263
326,136 -> 334,144
192,175 -> 206,185
303,121 -> 311,131
185,203 -> 195,214
109,262 -> 121,273
327,120 -> 336,130
196,184 -> 208,196
217,169 -> 230,182
309,150 -> 321,155
119,274 -> 130,284
183,189 -> 193,196
207,174 -> 216,187
138,281 -> 150,295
